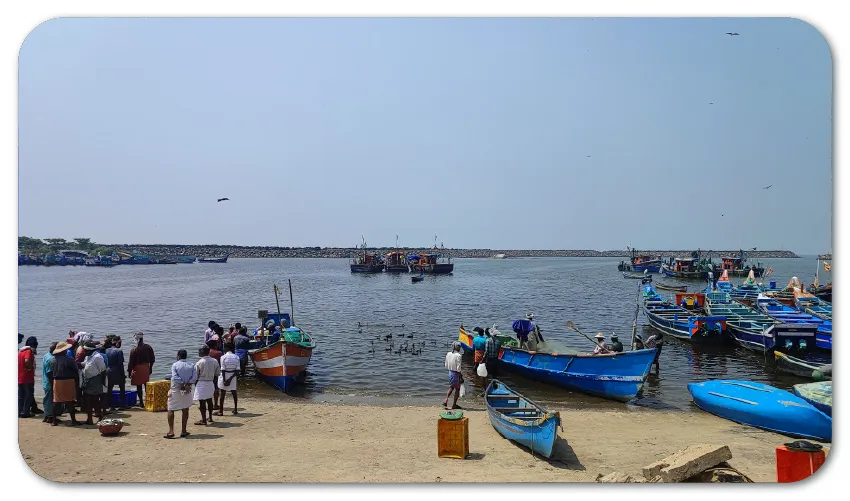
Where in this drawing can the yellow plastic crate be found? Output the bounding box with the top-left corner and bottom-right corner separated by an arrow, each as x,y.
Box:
437,416 -> 469,459
144,380 -> 171,412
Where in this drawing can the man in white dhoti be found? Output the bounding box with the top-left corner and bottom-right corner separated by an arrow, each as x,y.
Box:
193,345 -> 220,426
217,343 -> 241,416
165,349 -> 196,439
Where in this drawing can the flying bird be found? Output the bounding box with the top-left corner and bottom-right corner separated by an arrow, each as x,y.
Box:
217,198 -> 230,202
726,32 -> 740,36
762,185 -> 772,190
751,247 -> 757,251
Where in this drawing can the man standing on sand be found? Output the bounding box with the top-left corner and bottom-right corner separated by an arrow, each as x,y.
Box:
18,336 -> 42,418
50,342 -> 80,426
41,342 -> 58,424
165,350 -> 196,439
483,328 -> 501,379
193,345 -> 220,426
217,343 -> 240,416
442,342 -> 463,410
105,336 -> 127,411
128,332 -> 155,407
472,327 -> 486,371
206,340 -> 223,409
233,327 -> 251,376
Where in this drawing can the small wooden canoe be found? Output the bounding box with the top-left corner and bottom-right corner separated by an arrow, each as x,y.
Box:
624,272 -> 652,280
411,275 -> 424,283
773,351 -> 831,380
656,282 -> 687,292
793,381 -> 832,417
485,379 -> 561,458
688,380 -> 831,442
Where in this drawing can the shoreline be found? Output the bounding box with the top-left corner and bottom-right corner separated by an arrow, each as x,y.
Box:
18,394 -> 818,483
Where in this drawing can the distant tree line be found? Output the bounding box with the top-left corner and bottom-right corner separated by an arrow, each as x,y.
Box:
18,237 -> 113,256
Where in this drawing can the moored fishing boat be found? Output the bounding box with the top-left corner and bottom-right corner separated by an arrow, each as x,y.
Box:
495,344 -> 657,402
687,380 -> 831,442
642,284 -> 727,344
384,251 -> 409,273
661,257 -> 708,280
350,238 -> 384,273
728,270 -> 764,306
409,252 -> 454,275
704,291 -> 818,354
198,255 -> 228,263
773,351 -> 831,380
623,271 -> 652,280
167,255 -> 197,264
485,379 -> 562,458
795,295 -> 832,321
655,282 -> 687,292
792,381 -> 832,417
754,295 -> 831,351
715,251 -> 765,277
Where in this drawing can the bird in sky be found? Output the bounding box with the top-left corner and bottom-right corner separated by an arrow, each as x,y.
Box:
726,32 -> 740,36
751,247 -> 757,251
217,197 -> 230,202
721,214 -> 725,217
709,102 -> 714,104
762,185 -> 772,190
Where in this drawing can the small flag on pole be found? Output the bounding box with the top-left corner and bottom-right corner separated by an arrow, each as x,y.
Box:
824,261 -> 831,272
766,267 -> 773,276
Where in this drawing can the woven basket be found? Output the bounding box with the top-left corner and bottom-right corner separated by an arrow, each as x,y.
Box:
98,419 -> 124,436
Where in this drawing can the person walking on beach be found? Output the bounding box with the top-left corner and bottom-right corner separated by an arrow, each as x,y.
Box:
81,341 -> 108,424
442,342 -> 463,410
193,345 -> 220,426
105,336 -> 127,411
51,342 -> 80,426
217,343 -> 240,416
609,334 -> 624,353
234,327 -> 250,376
18,336 -> 41,418
128,332 -> 155,407
165,350 -> 196,439
206,340 -> 223,409
472,327 -> 487,371
41,342 -> 58,424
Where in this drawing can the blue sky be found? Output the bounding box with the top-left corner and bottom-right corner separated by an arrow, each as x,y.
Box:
18,18 -> 832,253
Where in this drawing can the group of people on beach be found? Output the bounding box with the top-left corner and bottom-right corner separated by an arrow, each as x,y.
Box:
17,330 -> 156,426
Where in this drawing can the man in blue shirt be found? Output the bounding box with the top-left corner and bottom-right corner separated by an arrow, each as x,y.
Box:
42,342 -> 57,424
472,327 -> 487,371
104,336 -> 127,411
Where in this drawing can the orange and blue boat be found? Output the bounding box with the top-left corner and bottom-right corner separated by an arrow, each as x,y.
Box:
249,312 -> 316,393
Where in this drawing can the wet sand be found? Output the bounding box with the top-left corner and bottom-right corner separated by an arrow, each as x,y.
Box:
18,395 -> 823,483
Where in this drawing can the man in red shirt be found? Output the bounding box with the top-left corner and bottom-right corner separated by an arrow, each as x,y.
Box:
18,336 -> 42,418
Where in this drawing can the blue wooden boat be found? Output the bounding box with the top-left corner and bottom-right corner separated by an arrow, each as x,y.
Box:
793,381 -> 832,417
704,291 -> 818,354
754,295 -> 831,351
198,255 -> 228,263
795,295 -> 832,321
485,379 -> 562,458
688,380 -> 831,442
496,345 -> 657,402
642,284 -> 727,344
167,255 -> 196,264
773,351 -> 832,380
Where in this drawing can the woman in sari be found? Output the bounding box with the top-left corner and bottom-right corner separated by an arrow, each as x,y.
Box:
81,341 -> 108,424
128,332 -> 155,407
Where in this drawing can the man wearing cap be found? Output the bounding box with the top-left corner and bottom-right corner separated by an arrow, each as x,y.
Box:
442,341 -> 464,410
609,333 -> 624,353
50,342 -> 81,426
18,336 -> 42,418
472,327 -> 487,371
592,333 -> 608,355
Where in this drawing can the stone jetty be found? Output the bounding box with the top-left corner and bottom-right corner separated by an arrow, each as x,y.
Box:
106,244 -> 799,259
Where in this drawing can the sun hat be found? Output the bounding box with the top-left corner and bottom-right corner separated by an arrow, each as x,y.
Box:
594,332 -> 605,340
53,341 -> 73,355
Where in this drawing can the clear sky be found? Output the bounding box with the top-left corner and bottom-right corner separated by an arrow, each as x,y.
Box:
18,18 -> 832,253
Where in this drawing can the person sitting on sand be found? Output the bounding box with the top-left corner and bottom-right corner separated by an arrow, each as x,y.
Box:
217,343 -> 240,416
233,327 -> 251,376
128,332 -> 155,407
165,349 -> 196,439
51,342 -> 80,426
472,327 -> 486,371
193,345 -> 220,426
593,333 -> 607,355
609,334 -> 624,353
442,342 -> 463,410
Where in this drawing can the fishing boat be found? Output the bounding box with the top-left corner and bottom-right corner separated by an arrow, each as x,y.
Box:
754,295 -> 831,351
623,248 -> 662,273
704,291 -> 818,354
623,271 -> 652,280
687,380 -> 831,442
411,274 -> 424,283
773,351 -> 832,380
167,255 -> 196,264
661,257 -> 707,280
198,255 -> 228,263
495,345 -> 657,402
792,381 -> 832,417
727,270 -> 764,306
384,251 -> 409,273
642,284 -> 727,344
655,282 -> 687,292
810,283 -> 832,304
485,379 -> 562,458
248,284 -> 316,393
350,238 -> 384,273
795,295 -> 832,321
457,325 -> 518,352
715,251 -> 765,277
409,252 -> 454,275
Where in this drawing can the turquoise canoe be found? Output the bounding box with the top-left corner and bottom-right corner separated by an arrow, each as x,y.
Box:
688,380 -> 831,442
793,381 -> 832,417
485,379 -> 562,458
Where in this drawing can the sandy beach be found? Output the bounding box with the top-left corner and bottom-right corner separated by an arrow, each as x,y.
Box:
18,395 -> 824,483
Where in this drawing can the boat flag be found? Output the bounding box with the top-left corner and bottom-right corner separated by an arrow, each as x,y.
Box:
765,267 -> 773,277
824,261 -> 831,272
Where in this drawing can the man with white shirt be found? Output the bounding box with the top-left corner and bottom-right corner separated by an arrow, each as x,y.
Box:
442,342 -> 463,410
216,343 -> 241,416
193,345 -> 220,426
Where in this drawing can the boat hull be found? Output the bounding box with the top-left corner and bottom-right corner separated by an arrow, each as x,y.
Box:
350,264 -> 384,273
773,351 -> 831,380
385,265 -> 409,273
198,256 -> 228,263
411,263 -> 454,275
688,380 -> 831,442
644,309 -> 728,344
485,380 -> 560,458
632,263 -> 661,273
497,347 -> 656,402
793,381 -> 832,417
248,341 -> 313,393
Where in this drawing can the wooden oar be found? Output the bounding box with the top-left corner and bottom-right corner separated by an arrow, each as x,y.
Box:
565,320 -> 614,354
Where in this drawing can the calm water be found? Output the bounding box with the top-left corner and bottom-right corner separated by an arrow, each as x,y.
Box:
18,256 -> 827,411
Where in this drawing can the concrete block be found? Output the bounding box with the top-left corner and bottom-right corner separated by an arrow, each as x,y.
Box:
655,444 -> 733,483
